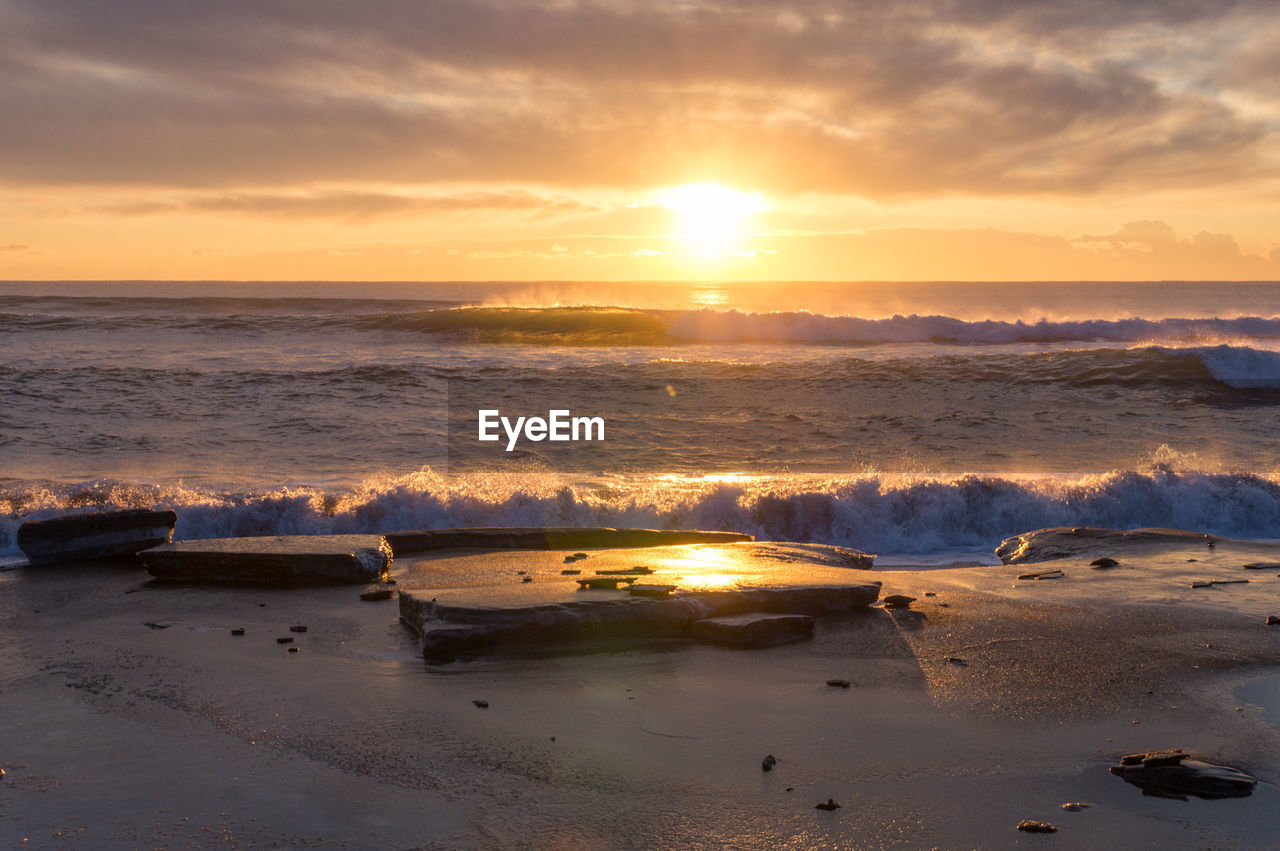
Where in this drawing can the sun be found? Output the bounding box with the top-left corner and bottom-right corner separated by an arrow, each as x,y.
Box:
657,183 -> 769,241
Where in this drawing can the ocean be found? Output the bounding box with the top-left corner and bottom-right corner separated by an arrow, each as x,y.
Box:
5,279 -> 1280,564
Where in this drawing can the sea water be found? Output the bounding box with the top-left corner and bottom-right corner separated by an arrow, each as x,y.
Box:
4,279 -> 1280,561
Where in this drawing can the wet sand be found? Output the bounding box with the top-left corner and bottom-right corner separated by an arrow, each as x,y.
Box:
4,533 -> 1280,847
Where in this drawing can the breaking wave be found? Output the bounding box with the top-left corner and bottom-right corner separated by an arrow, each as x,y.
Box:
6,466 -> 1280,560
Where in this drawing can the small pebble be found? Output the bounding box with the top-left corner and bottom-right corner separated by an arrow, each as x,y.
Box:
473,700 -> 489,709
522,576 -> 533,583
762,755 -> 777,772
230,628 -> 245,636
1017,820 -> 1057,833
945,656 -> 967,666
1060,802 -> 1090,811
277,637 -> 293,644
923,591 -> 936,597
826,679 -> 851,688
1267,616 -> 1280,626
815,798 -> 841,811
287,646 -> 299,653
573,553 -> 588,559
360,588 -> 394,601
289,625 -> 308,633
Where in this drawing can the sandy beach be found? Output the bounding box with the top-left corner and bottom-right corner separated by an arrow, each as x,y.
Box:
4,530 -> 1280,848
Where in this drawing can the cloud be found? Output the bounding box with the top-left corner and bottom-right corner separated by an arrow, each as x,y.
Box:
0,1 -> 1274,197
0,242 -> 35,254
84,190 -> 599,223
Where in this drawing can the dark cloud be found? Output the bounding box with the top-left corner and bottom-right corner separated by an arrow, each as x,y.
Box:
0,1 -> 1274,196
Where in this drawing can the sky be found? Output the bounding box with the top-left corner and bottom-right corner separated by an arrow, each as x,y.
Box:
2,0 -> 1280,281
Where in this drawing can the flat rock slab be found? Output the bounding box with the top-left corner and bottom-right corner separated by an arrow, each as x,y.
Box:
996,527 -> 1221,565
690,613 -> 815,648
17,509 -> 177,566
384,526 -> 752,556
1110,750 -> 1256,800
142,535 -> 392,586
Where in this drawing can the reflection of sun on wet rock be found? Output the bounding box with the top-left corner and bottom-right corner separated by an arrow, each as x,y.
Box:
1109,749 -> 1257,800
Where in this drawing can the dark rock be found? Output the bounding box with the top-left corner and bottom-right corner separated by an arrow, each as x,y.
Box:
762,755 -> 777,772
576,576 -> 637,589
277,637 -> 293,644
560,569 -> 582,575
143,621 -> 172,630
230,628 -> 245,636
289,625 -> 308,633
1267,616 -> 1280,626
384,527 -> 753,556
835,547 -> 875,568
1090,557 -> 1120,568
629,584 -> 677,598
882,594 -> 916,608
522,576 -> 533,583
1110,750 -> 1256,799
472,700 -> 489,709
815,799 -> 841,811
1016,820 -> 1056,833
996,526 -> 1222,565
17,509 -> 177,566
597,567 -> 654,575
1060,802 -> 1089,811
124,588 -> 140,594
923,591 -> 936,597
143,535 -> 392,586
360,587 -> 395,601
826,679 -> 851,688
1017,569 -> 1064,580
515,570 -> 527,575
1243,562 -> 1280,570
573,553 -> 589,559
564,555 -> 579,563
287,646 -> 299,653
691,613 -> 814,648
945,657 -> 967,666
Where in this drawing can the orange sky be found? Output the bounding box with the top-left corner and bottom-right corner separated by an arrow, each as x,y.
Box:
3,1 -> 1280,281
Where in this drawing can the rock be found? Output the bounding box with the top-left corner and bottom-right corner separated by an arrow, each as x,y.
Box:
360,586 -> 395,601
1267,616 -> 1280,626
230,628 -> 245,636
834,547 -> 875,568
1016,820 -> 1056,833
1090,557 -> 1120,568
143,535 -> 392,586
400,582 -> 881,662
17,509 -> 177,566
472,700 -> 489,709
691,613 -> 815,648
1060,802 -> 1089,811
289,625 -> 308,633
384,527 -> 753,556
287,646 -> 299,653
597,566 -> 654,575
515,570 -> 527,575
1110,750 -> 1256,799
815,799 -> 841,811
882,594 -> 916,608
1243,562 -> 1280,570
277,637 -> 293,644
576,576 -> 637,589
573,553 -> 589,559
923,591 -> 936,597
628,584 -> 677,598
996,526 -> 1223,565
143,621 -> 172,630
1016,569 -> 1064,580
522,576 -> 533,583
1190,578 -> 1249,588
564,555 -> 579,563
945,657 -> 967,666
762,755 -> 777,772
560,569 -> 581,575
826,679 -> 851,688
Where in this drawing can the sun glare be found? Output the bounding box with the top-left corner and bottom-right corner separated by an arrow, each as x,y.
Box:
658,183 -> 769,241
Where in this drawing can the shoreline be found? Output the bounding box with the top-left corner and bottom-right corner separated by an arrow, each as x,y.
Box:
4,528 -> 1280,846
